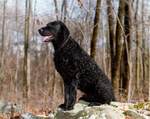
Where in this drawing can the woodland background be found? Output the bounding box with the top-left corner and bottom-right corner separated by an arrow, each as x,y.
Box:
0,0 -> 150,113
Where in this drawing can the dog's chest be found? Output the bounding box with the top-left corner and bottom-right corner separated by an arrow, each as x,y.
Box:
54,56 -> 69,67
54,53 -> 74,75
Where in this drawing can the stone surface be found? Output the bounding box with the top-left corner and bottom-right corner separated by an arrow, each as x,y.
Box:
55,101 -> 125,119
21,112 -> 51,119
0,100 -> 150,119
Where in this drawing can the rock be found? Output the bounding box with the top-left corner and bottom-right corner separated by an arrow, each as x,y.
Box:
0,100 -> 149,119
21,112 -> 51,119
110,102 -> 133,110
0,100 -> 22,114
124,110 -> 149,119
111,102 -> 150,119
55,101 -> 125,119
21,113 -> 36,119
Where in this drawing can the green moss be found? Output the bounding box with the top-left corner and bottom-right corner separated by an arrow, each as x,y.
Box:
129,102 -> 150,110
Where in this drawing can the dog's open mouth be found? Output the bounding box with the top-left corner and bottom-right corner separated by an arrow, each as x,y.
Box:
43,33 -> 54,42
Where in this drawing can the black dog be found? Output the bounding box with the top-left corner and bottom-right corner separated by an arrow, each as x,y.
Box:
38,21 -> 115,110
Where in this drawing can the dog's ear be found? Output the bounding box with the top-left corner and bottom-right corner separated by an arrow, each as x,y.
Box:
54,20 -> 70,40
63,26 -> 70,40
59,21 -> 70,39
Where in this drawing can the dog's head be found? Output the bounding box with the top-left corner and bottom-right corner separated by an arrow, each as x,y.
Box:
38,21 -> 70,47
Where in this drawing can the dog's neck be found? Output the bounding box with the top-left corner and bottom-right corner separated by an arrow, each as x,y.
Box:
52,35 -> 71,52
59,35 -> 71,50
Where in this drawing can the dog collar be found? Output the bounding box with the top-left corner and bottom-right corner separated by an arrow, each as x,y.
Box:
58,35 -> 71,50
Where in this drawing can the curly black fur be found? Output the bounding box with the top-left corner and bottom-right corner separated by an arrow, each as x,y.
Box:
39,21 -> 115,111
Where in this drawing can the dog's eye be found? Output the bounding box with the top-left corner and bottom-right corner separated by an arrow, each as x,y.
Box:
47,23 -> 53,27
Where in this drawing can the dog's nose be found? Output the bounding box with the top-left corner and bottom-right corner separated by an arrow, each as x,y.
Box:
38,28 -> 44,33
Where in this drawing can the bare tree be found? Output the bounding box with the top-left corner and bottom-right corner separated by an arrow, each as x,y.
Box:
53,0 -> 59,20
106,0 -> 115,79
141,0 -> 147,97
0,0 -> 7,68
149,36 -> 150,100
23,0 -> 32,104
112,0 -> 125,97
121,0 -> 132,97
135,0 -> 142,97
90,0 -> 101,59
61,0 -> 67,23
14,0 -> 19,95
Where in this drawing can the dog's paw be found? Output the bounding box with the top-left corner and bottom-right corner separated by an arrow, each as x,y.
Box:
58,104 -> 66,109
58,104 -> 73,111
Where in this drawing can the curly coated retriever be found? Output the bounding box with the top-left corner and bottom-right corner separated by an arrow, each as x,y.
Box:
38,21 -> 115,110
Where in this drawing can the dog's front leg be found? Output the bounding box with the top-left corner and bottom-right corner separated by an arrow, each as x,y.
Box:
59,80 -> 77,110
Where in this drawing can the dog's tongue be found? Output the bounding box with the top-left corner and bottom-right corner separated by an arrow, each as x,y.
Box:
43,36 -> 50,42
43,35 -> 53,42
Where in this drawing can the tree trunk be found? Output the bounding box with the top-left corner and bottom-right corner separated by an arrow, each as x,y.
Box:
63,0 -> 67,23
61,0 -> 67,23
90,0 -> 101,59
106,0 -> 115,79
23,0 -> 31,104
0,0 -> 7,68
14,0 -> 19,95
121,0 -> 132,95
112,0 -> 125,97
45,45 -> 50,84
141,0 -> 146,97
148,36 -> 150,100
135,0 -> 142,97
53,0 -> 59,20
102,21 -> 106,74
